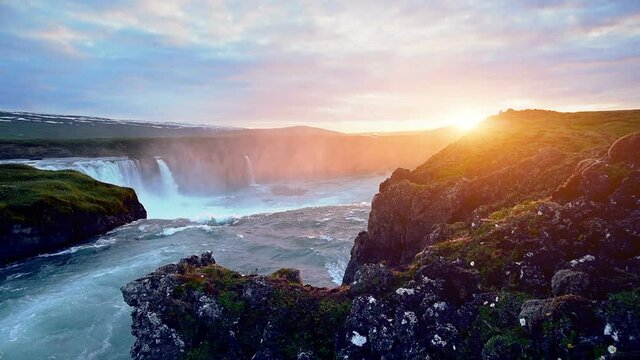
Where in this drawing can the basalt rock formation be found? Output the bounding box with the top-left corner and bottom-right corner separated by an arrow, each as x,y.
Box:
123,110 -> 640,359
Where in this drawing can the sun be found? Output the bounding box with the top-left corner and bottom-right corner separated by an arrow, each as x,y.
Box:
447,111 -> 484,130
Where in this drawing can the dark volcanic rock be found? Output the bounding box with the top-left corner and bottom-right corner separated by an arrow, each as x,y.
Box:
551,269 -> 590,296
348,263 -> 393,295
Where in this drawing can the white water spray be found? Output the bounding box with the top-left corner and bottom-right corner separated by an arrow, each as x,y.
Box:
244,155 -> 256,186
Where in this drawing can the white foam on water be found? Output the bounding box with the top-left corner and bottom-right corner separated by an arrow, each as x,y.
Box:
158,225 -> 215,236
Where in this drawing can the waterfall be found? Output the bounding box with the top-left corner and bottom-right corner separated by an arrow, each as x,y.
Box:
156,158 -> 179,196
72,159 -> 145,190
0,157 -> 173,218
244,155 -> 256,186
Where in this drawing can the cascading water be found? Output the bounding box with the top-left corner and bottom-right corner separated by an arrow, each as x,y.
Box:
0,157 -> 185,219
156,158 -> 179,196
244,154 -> 257,186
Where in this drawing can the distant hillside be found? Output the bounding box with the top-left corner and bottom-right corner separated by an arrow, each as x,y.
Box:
0,110 -> 237,139
0,110 -> 464,192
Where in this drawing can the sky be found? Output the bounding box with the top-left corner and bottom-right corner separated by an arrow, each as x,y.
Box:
1,1 -> 639,132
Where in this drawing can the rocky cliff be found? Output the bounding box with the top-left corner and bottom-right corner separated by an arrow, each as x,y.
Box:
0,164 -> 147,264
123,109 -> 640,359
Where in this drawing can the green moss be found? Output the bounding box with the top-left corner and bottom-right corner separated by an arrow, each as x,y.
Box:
269,268 -> 302,284
218,290 -> 245,314
0,164 -> 139,227
184,342 -> 213,360
607,288 -> 640,316
458,291 -> 531,358
488,201 -> 542,222
482,332 -> 531,359
200,264 -> 246,291
256,285 -> 353,359
318,298 -> 352,327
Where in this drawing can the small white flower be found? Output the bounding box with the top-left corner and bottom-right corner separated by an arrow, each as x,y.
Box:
489,303 -> 495,308
470,261 -> 475,267
495,296 -> 499,302
604,323 -> 612,335
519,318 -> 526,327
608,345 -> 617,354
395,287 -> 415,296
350,331 -> 367,347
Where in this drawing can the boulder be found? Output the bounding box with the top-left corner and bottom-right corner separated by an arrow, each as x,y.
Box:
579,162 -> 613,201
551,269 -> 590,296
608,132 -> 640,164
518,295 -> 594,333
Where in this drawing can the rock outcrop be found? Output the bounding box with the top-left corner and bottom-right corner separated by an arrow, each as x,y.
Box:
0,164 -> 146,264
122,253 -> 352,360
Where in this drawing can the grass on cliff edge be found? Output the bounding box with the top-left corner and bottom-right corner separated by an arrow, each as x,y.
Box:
414,109 -> 640,184
0,164 -> 138,226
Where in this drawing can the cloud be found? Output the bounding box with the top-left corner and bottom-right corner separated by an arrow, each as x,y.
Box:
0,0 -> 639,131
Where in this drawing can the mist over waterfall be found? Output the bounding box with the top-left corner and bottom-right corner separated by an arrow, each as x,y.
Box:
244,155 -> 257,186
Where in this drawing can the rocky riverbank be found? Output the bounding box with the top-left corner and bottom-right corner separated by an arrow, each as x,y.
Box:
123,110 -> 640,359
0,164 -> 146,264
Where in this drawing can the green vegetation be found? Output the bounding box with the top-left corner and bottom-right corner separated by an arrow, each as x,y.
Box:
607,288 -> 640,319
458,291 -> 531,359
0,164 -> 139,227
171,263 -> 352,359
414,109 -> 640,185
421,199 -> 551,288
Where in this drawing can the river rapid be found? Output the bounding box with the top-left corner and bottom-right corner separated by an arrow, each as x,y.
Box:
0,157 -> 384,359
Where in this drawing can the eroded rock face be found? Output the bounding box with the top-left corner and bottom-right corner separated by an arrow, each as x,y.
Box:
343,146 -> 572,285
343,179 -> 466,284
